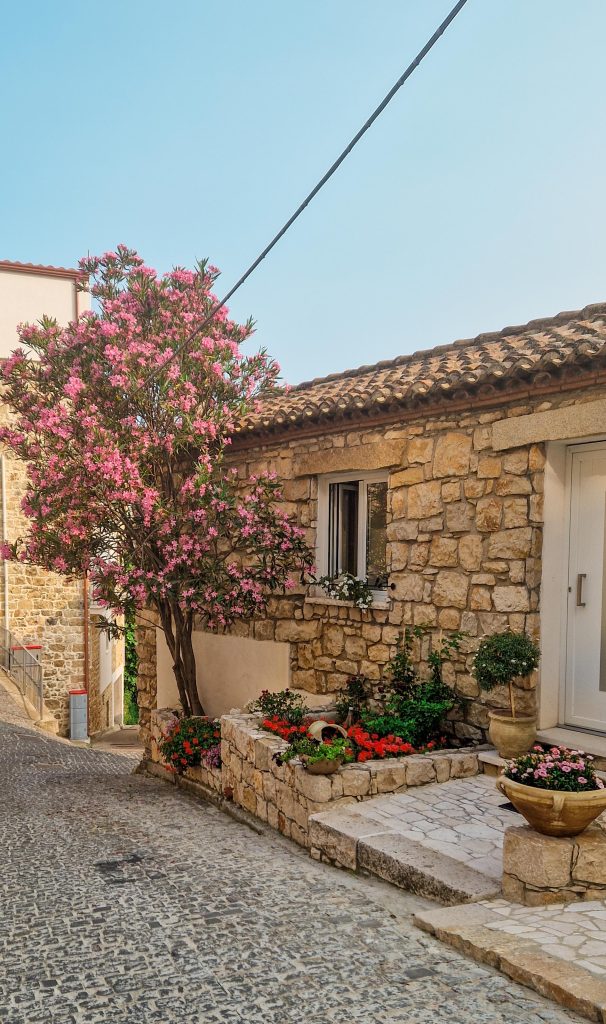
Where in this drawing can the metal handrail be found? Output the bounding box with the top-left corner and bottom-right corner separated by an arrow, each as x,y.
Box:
0,627 -> 44,718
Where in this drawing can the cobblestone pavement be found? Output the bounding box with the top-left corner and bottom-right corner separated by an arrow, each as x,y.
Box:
0,685 -> 582,1024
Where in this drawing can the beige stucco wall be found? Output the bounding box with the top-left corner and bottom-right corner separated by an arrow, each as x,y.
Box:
156,631 -> 291,718
0,267 -> 88,359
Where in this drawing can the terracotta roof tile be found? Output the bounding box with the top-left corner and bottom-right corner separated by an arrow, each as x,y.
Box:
237,302 -> 606,437
0,260 -> 84,280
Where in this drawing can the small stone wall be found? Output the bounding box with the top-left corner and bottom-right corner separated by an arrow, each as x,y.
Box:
149,709 -> 483,849
503,823 -> 606,905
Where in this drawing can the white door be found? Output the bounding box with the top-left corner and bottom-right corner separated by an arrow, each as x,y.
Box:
565,443 -> 606,731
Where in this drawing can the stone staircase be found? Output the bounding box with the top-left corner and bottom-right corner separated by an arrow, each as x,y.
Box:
309,773 -> 520,905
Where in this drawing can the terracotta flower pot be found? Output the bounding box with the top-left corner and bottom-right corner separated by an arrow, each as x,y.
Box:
497,775 -> 606,836
488,709 -> 536,758
301,756 -> 343,775
306,720 -> 348,743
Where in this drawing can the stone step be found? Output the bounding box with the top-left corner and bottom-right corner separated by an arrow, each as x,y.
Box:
309,796 -> 501,906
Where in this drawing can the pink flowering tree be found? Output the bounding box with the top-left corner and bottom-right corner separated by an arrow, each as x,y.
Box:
0,246 -> 313,717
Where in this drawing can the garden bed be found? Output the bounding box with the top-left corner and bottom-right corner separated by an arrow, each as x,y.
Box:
149,708 -> 223,796
149,709 -> 484,848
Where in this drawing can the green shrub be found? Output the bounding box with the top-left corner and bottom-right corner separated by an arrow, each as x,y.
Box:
334,675 -> 372,723
249,688 -> 307,725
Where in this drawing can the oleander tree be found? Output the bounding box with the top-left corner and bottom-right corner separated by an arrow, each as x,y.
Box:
0,246 -> 313,716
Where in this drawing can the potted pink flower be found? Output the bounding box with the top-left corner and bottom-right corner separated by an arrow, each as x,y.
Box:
497,744 -> 606,836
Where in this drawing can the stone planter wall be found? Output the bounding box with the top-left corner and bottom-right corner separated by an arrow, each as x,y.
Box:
150,709 -> 482,847
147,710 -> 482,849
503,823 -> 606,905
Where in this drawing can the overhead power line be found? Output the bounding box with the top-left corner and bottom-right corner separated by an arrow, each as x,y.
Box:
150,0 -> 470,378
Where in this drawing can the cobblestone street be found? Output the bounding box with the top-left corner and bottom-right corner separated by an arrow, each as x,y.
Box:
0,685 -> 583,1024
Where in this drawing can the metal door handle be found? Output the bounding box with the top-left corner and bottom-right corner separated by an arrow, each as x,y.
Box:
577,573 -> 587,607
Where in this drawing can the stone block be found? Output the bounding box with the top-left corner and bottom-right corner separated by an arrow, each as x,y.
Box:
408,437 -> 434,463
308,810 -> 381,870
391,466 -> 424,487
445,502 -> 474,532
572,824 -> 606,884
342,767 -> 371,796
438,608 -> 461,629
449,752 -> 478,778
477,456 -> 501,478
492,586 -> 530,612
407,480 -> 443,519
441,481 -> 461,502
239,785 -> 257,815
429,537 -> 459,567
392,573 -> 424,602
275,620 -> 320,643
433,571 -> 469,609
495,475 -> 532,495
475,498 -> 502,532
466,477 -> 485,497
459,535 -> 483,570
433,432 -> 472,478
375,763 -> 408,792
503,825 -> 573,888
405,756 -> 436,787
296,770 -> 334,802
503,450 -> 529,474
487,527 -> 532,559
502,498 -> 529,529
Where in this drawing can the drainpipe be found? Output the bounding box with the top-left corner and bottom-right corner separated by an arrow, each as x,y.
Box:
83,574 -> 90,736
1,455 -> 8,632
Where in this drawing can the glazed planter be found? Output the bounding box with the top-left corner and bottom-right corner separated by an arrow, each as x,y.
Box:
301,756 -> 343,775
497,775 -> 606,837
488,709 -> 536,758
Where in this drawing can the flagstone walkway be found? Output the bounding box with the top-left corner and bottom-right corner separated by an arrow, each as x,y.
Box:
310,774 -> 522,903
0,682 -> 581,1024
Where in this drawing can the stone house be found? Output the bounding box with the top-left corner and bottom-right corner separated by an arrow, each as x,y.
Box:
147,302 -> 606,760
0,260 -> 124,736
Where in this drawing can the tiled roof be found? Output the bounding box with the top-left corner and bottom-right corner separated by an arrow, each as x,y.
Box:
0,260 -> 84,280
237,302 -> 606,438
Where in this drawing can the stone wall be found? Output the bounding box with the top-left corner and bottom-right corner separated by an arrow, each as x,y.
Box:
0,403 -> 87,734
136,610 -> 160,751
211,387 -> 606,738
503,823 -> 606,905
149,709 -> 483,849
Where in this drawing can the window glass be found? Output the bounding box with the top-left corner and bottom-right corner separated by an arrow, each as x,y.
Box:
328,481 -> 358,576
366,481 -> 387,589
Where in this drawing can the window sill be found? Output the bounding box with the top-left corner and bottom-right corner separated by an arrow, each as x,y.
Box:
306,595 -> 391,611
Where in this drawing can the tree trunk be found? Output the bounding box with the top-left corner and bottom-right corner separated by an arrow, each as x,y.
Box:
156,601 -> 205,717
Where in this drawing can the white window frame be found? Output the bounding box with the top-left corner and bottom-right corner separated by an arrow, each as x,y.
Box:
316,470 -> 388,596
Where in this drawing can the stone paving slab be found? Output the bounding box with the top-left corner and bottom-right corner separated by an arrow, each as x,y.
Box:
0,683 -> 584,1024
415,898 -> 606,1022
310,774 -> 517,903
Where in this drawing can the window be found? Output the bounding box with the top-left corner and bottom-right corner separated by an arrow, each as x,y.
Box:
318,472 -> 388,591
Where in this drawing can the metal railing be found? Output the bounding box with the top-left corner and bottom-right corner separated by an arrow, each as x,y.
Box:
0,628 -> 44,718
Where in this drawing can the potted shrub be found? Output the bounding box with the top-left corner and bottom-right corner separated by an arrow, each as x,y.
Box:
474,630 -> 540,758
498,745 -> 606,836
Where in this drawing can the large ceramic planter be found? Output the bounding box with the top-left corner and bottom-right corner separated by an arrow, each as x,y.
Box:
301,756 -> 343,775
488,710 -> 536,758
497,775 -> 606,836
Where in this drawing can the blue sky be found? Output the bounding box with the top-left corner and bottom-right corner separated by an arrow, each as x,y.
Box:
1,1 -> 605,383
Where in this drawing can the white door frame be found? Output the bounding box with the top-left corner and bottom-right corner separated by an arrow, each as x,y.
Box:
562,440 -> 606,732
540,436 -> 606,732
